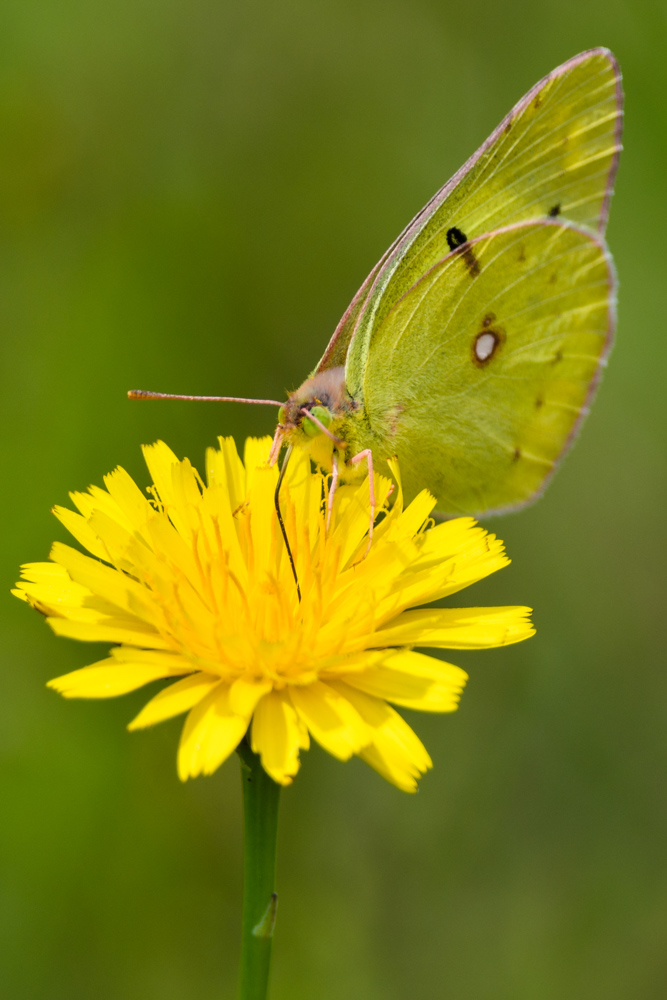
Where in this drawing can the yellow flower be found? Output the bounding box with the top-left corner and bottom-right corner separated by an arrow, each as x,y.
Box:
13,437 -> 534,791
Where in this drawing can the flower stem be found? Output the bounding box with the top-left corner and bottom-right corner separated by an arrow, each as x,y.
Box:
237,738 -> 281,1000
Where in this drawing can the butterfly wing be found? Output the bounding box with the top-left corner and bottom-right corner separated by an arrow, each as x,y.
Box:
315,48 -> 621,385
357,220 -> 615,515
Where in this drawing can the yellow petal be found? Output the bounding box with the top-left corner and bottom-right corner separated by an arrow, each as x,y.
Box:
335,649 -> 467,712
49,542 -> 158,624
370,523 -> 510,624
315,649 -> 391,676
329,681 -> 432,792
52,506 -> 110,561
366,606 -> 535,650
141,514 -> 206,599
243,436 -> 274,492
228,676 -> 273,716
128,673 -> 220,729
169,457 -> 205,537
282,447 -> 321,537
251,690 -> 304,785
47,616 -> 170,648
14,561 -> 94,615
381,489 -> 436,544
206,436 -> 246,510
332,473 -> 394,569
141,442 -> 195,539
247,466 -> 280,578
47,658 -> 189,698
85,510 -> 137,565
70,486 -> 133,533
103,466 -> 153,530
289,680 -> 369,760
141,440 -> 181,505
177,685 -> 250,780
109,646 -> 192,669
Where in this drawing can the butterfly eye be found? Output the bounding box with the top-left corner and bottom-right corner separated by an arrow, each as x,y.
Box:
303,405 -> 332,438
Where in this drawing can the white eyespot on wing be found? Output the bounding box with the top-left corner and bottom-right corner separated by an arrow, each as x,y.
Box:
475,332 -> 497,362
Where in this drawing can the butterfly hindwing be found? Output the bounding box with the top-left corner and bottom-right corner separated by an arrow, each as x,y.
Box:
359,220 -> 615,515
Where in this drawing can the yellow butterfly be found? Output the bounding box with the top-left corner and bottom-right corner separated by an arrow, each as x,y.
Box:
132,48 -> 622,530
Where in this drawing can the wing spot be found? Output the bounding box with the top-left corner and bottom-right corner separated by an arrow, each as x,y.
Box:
513,448 -> 521,463
482,312 -> 496,328
447,227 -> 480,278
551,349 -> 563,365
473,329 -> 503,366
535,397 -> 544,409
446,227 -> 468,251
548,202 -> 561,217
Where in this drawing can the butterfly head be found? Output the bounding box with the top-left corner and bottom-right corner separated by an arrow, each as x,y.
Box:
272,366 -> 353,466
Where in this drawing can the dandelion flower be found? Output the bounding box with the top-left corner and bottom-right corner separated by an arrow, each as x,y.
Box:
13,437 -> 534,791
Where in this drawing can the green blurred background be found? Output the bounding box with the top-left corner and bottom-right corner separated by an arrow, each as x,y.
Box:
2,1 -> 666,997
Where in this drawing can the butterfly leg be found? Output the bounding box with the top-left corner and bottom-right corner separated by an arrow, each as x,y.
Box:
326,451 -> 340,535
348,448 -> 375,559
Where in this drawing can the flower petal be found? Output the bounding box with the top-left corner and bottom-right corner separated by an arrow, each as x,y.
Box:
367,606 -> 535,649
370,523 -> 511,625
49,542 -> 158,624
52,506 -> 110,561
243,436 -> 274,492
70,485 -> 133,533
289,680 -> 369,760
47,616 -> 171,648
47,657 -> 190,698
251,690 -> 305,785
142,441 -> 181,509
228,676 -> 273,716
332,473 -> 394,569
103,466 -> 153,530
206,436 -> 246,509
328,681 -> 432,792
13,561 -> 94,616
128,673 -> 220,729
177,685 -> 250,780
335,649 -> 467,712
109,647 -> 193,669
248,466 -> 280,579
380,489 -> 436,544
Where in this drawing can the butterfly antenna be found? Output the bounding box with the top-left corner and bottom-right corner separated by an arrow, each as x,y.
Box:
128,389 -> 284,406
274,445 -> 301,601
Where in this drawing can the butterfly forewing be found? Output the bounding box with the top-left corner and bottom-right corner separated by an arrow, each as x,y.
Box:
359,220 -> 615,515
321,49 -> 621,394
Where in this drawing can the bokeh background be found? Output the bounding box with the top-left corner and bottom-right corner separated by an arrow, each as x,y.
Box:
2,1 -> 666,997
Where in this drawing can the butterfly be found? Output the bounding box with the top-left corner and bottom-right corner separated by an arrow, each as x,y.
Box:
131,48 -> 622,547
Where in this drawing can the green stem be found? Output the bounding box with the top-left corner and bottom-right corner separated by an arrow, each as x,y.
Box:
237,738 -> 281,1000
